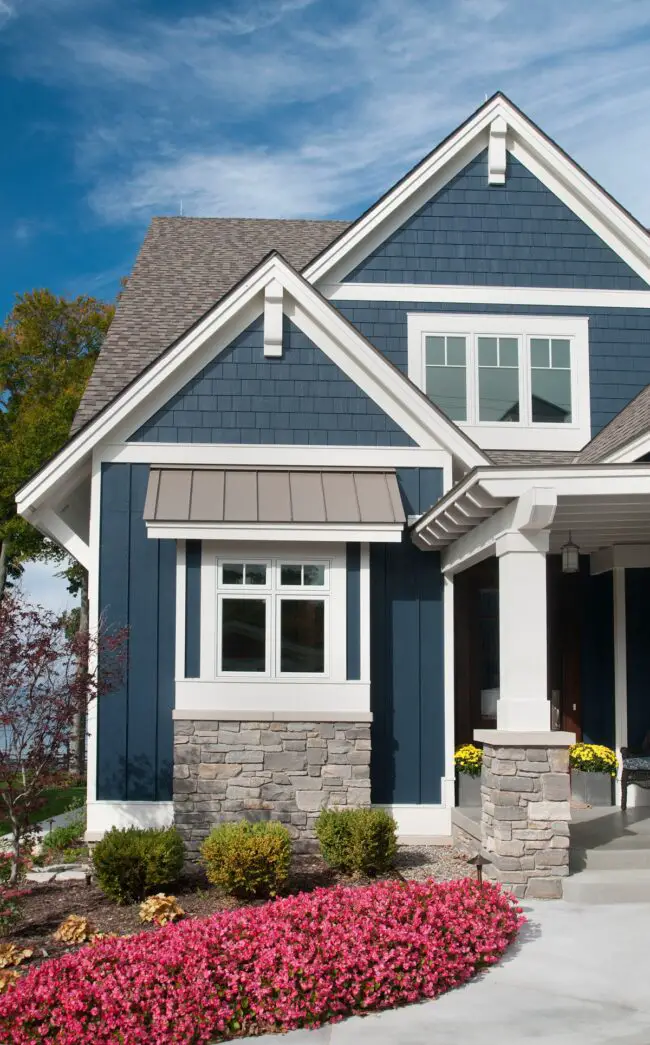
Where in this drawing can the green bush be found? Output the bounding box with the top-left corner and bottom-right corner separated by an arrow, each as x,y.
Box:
200,819 -> 292,898
315,808 -> 397,876
93,826 -> 185,904
42,819 -> 85,853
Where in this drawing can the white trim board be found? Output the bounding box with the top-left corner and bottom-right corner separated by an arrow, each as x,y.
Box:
17,255 -> 487,517
305,94 -> 650,288
325,283 -> 650,309
102,443 -> 451,469
86,801 -> 174,837
379,804 -> 452,838
175,681 -> 371,716
147,522 -> 403,543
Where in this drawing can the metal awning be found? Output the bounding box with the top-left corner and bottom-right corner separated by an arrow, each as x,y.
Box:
143,466 -> 405,541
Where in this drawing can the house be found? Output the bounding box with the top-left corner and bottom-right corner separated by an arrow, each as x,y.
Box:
16,94 -> 650,887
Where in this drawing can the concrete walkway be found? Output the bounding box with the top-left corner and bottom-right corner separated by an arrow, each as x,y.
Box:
241,901 -> 650,1045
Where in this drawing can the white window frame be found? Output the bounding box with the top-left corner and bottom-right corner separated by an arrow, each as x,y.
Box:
216,555 -> 331,680
408,313 -> 591,451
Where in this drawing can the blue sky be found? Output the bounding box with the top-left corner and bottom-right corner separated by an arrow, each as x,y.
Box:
2,0 -> 650,607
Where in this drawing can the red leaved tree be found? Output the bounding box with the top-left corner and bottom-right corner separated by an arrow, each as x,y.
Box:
0,593 -> 125,883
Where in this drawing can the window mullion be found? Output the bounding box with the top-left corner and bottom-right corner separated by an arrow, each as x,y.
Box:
467,334 -> 478,424
521,337 -> 531,426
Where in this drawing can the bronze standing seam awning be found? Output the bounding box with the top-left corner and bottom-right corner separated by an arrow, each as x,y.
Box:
143,467 -> 406,526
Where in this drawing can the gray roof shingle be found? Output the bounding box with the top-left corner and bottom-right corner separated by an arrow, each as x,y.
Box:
73,216 -> 349,432
576,385 -> 650,463
485,450 -> 579,467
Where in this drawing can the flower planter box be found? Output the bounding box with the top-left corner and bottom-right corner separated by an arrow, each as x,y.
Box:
571,770 -> 614,807
456,773 -> 482,808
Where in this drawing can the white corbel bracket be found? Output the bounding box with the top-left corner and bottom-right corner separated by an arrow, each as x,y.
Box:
488,116 -> 507,185
263,279 -> 283,357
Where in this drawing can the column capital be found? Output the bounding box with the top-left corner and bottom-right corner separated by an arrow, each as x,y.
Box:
496,529 -> 550,558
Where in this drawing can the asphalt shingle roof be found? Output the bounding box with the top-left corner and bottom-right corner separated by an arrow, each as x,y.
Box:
576,386 -> 650,463
72,216 -> 349,432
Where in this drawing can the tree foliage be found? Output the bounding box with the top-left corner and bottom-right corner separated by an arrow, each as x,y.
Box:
0,289 -> 114,588
0,593 -> 125,882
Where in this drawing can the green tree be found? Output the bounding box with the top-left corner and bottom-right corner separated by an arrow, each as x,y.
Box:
0,289 -> 114,592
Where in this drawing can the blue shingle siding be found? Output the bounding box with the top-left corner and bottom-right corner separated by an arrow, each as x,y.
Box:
336,300 -> 650,437
131,317 -> 413,446
346,150 -> 646,289
98,463 -> 175,801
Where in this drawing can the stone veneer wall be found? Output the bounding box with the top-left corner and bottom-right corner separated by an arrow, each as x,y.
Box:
173,719 -> 371,857
481,742 -> 571,899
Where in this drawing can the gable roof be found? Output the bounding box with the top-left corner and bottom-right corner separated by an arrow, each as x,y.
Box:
304,92 -> 650,288
73,217 -> 349,432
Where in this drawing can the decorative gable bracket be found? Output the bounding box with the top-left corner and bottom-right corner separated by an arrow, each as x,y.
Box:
264,279 -> 283,357
488,116 -> 507,185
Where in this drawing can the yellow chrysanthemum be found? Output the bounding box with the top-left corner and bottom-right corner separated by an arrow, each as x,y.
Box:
570,743 -> 618,776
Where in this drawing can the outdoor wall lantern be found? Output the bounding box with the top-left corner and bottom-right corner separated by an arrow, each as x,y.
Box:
561,532 -> 580,574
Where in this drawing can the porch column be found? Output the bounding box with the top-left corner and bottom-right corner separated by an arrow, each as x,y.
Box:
496,530 -> 550,731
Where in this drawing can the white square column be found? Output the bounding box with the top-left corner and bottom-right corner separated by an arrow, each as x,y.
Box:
496,530 -> 551,731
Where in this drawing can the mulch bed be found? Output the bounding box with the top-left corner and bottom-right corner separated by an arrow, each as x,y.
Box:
6,846 -> 473,969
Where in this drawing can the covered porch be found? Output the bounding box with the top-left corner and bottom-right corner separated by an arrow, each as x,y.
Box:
413,463 -> 650,896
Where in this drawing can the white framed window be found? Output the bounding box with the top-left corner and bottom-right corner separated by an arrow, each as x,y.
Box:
216,557 -> 330,679
409,313 -> 590,450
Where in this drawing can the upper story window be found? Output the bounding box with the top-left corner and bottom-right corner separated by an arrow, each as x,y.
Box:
409,313 -> 590,451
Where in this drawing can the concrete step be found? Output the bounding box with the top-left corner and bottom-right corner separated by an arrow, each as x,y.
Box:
563,868 -> 650,904
571,841 -> 650,871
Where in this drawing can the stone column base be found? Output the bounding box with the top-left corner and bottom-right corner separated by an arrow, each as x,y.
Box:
474,729 -> 575,899
174,719 -> 371,859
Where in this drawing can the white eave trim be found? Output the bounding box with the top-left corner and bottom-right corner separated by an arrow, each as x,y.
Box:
305,95 -> 650,288
324,283 -> 650,309
412,462 -> 650,551
16,255 -> 487,515
146,522 -> 404,543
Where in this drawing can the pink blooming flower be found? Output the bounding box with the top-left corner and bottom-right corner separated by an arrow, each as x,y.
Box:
0,878 -> 523,1044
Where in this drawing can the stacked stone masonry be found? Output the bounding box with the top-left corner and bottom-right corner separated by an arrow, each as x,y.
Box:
173,719 -> 371,857
481,743 -> 571,899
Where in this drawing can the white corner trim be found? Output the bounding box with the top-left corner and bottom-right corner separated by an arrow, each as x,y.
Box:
263,279 -> 283,357
146,522 -> 404,543
35,507 -> 90,569
378,804 -> 452,838
407,312 -> 591,452
488,116 -> 507,184
176,541 -> 186,679
359,543 -> 370,681
85,452 -> 102,807
325,282 -> 650,308
86,801 -> 174,836
306,94 -> 650,289
443,574 -> 455,789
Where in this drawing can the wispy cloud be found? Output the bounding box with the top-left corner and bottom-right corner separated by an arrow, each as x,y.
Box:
4,0 -> 650,224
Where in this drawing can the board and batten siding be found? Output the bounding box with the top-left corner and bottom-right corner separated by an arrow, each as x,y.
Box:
370,468 -> 445,805
345,150 -> 645,289
130,316 -> 413,447
98,462 -> 176,801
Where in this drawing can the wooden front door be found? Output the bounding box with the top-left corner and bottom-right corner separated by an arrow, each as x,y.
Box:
547,557 -> 582,738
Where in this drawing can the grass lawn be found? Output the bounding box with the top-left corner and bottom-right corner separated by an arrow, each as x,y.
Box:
0,785 -> 85,835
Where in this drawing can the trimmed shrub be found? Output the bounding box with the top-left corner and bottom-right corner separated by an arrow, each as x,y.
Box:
93,827 -> 184,905
41,820 -> 85,853
200,820 -> 291,898
0,879 -> 523,1043
316,807 -> 397,875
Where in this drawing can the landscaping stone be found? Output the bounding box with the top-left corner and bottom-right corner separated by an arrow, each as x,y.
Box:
173,719 -> 371,858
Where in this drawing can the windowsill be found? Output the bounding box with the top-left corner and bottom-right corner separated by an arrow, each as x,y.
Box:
456,422 -> 589,451
175,678 -> 371,715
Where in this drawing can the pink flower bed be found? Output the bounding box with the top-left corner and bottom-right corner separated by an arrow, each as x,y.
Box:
0,878 -> 522,1044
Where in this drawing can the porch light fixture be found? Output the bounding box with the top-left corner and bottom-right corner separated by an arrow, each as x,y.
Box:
561,532 -> 580,574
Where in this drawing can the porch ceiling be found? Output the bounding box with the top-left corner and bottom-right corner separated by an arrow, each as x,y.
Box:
551,494 -> 650,553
